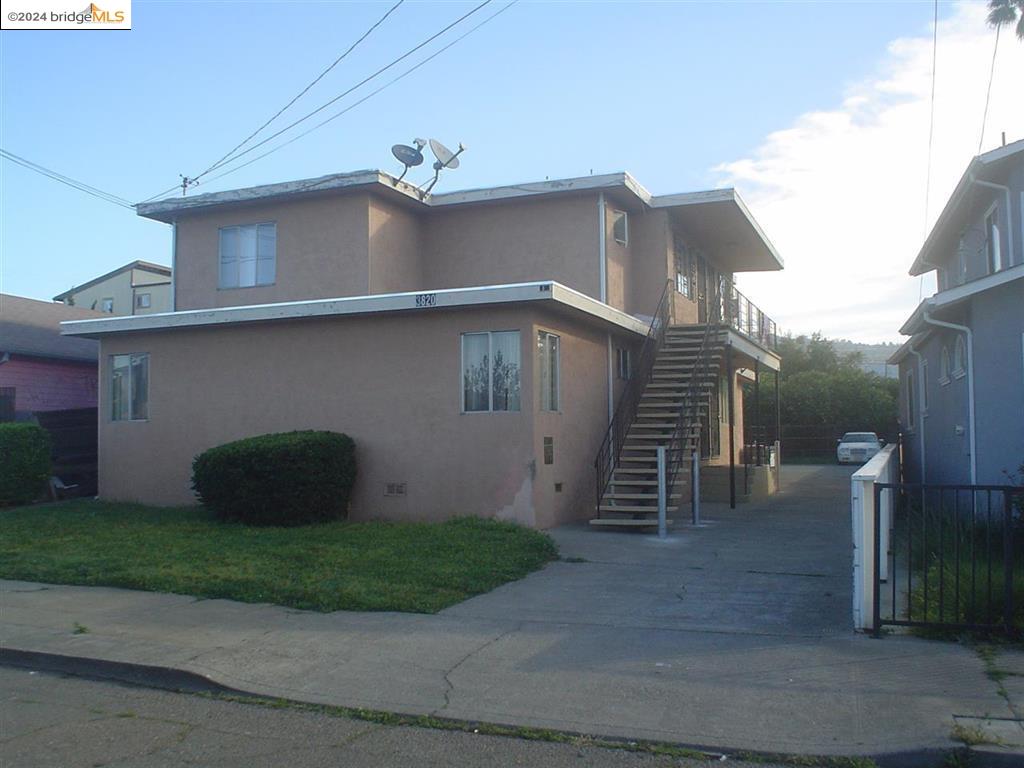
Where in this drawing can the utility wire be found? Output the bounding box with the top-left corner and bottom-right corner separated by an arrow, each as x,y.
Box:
203,1 -> 519,190
1,149 -> 134,209
202,0 -> 404,177
978,22 -> 1001,153
192,0 -> 495,182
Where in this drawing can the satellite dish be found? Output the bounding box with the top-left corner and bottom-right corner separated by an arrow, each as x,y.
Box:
429,139 -> 460,170
417,139 -> 466,198
392,144 -> 424,168
390,138 -> 426,185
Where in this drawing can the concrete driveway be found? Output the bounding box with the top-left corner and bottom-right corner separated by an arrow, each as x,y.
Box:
446,464 -> 854,637
2,464 -> 1013,760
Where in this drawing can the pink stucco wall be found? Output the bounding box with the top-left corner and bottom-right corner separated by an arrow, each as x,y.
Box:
0,355 -> 98,413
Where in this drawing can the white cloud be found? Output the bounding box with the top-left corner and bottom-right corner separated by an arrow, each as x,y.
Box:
715,2 -> 1024,343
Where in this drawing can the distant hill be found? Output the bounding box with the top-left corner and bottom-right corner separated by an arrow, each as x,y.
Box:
832,339 -> 901,378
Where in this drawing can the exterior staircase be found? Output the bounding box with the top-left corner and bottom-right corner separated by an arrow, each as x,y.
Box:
591,325 -> 726,527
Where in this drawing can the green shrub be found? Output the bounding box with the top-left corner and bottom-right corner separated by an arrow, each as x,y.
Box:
0,423 -> 51,506
192,430 -> 356,526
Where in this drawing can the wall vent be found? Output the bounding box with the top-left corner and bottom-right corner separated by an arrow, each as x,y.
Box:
384,482 -> 407,497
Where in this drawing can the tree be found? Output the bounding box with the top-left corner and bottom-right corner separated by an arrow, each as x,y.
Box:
988,0 -> 1024,41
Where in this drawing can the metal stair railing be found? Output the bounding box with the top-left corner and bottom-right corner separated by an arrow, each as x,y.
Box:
594,279 -> 672,511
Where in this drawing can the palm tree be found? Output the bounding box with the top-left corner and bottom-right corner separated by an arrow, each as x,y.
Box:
988,0 -> 1024,40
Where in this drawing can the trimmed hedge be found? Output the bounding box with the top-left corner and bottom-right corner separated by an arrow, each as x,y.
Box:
0,423 -> 51,506
192,430 -> 356,526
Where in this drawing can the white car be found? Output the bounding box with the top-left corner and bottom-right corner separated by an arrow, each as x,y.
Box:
836,432 -> 884,465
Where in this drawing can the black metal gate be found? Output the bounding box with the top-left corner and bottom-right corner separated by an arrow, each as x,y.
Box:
873,482 -> 1024,636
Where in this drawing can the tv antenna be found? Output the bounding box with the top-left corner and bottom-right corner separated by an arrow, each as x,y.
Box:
416,139 -> 465,199
390,139 -> 426,185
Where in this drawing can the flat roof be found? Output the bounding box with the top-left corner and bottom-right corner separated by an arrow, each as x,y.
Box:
61,281 -> 652,339
135,170 -> 784,273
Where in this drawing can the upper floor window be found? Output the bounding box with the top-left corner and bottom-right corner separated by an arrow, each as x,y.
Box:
135,293 -> 151,309
985,205 -> 1002,274
462,331 -> 521,412
612,210 -> 628,246
617,347 -> 631,380
101,298 -> 114,313
219,222 -> 276,289
939,346 -> 951,385
953,335 -> 967,378
537,331 -> 560,412
675,238 -> 695,299
111,353 -> 149,421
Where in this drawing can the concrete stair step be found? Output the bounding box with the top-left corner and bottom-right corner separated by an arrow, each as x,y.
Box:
589,518 -> 669,527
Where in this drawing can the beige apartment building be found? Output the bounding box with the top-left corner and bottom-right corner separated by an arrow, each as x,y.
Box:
63,170 -> 783,529
54,260 -> 172,316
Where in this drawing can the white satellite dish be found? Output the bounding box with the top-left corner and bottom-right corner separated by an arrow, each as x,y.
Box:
429,139 -> 461,170
418,139 -> 466,198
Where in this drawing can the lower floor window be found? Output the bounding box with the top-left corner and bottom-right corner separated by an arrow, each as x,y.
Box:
111,353 -> 149,421
462,331 -> 521,412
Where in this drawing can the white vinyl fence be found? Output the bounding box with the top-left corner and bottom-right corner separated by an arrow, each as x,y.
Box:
850,444 -> 899,631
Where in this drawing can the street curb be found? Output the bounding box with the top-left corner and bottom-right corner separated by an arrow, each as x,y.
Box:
0,647 -> 957,768
0,647 -> 253,698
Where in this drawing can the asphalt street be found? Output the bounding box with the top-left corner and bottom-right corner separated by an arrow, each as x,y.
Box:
0,666 -> 790,768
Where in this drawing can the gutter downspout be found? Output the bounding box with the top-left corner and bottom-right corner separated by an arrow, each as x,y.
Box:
170,219 -> 177,312
599,193 -> 612,423
907,339 -> 926,483
922,309 -> 976,484
598,193 -> 607,303
971,176 -> 1015,268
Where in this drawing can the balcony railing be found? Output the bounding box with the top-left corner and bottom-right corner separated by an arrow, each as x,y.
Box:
716,281 -> 777,349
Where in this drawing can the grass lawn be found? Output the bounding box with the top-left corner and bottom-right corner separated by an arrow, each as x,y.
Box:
0,500 -> 558,613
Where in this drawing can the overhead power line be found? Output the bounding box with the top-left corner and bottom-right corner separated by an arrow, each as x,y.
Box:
920,0 -> 938,303
978,22 -> 1001,153
191,0 -> 495,182
1,149 -> 134,210
203,0 -> 519,189
203,0 -> 405,178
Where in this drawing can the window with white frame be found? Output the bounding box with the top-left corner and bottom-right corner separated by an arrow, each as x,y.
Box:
953,335 -> 967,377
905,370 -> 915,430
617,347 -> 631,380
612,210 -> 628,246
135,293 -> 151,309
939,346 -> 951,385
101,298 -> 114,313
219,222 -> 276,289
985,205 -> 1002,274
462,331 -> 521,412
537,331 -> 560,412
111,353 -> 149,421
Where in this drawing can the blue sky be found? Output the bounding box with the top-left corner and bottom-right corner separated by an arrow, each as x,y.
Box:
1,1 -> 1020,340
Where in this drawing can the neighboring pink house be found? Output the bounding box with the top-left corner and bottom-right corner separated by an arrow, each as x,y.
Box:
0,294 -> 104,419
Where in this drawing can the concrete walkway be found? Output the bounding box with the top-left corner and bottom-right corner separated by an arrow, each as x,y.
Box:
1,465 -> 1016,760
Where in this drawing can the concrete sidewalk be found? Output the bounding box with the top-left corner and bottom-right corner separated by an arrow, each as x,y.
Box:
1,466 -> 1018,761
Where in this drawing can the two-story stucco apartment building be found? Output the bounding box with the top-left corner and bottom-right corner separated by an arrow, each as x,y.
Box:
63,169 -> 783,529
890,139 -> 1024,487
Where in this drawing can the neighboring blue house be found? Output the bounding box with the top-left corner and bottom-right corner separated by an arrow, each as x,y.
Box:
890,139 -> 1024,487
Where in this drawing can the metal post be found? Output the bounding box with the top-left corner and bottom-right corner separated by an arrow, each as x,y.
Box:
1005,492 -> 1015,635
727,344 -> 736,509
691,450 -> 701,525
754,359 -> 761,465
657,446 -> 667,539
774,370 -> 781,447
